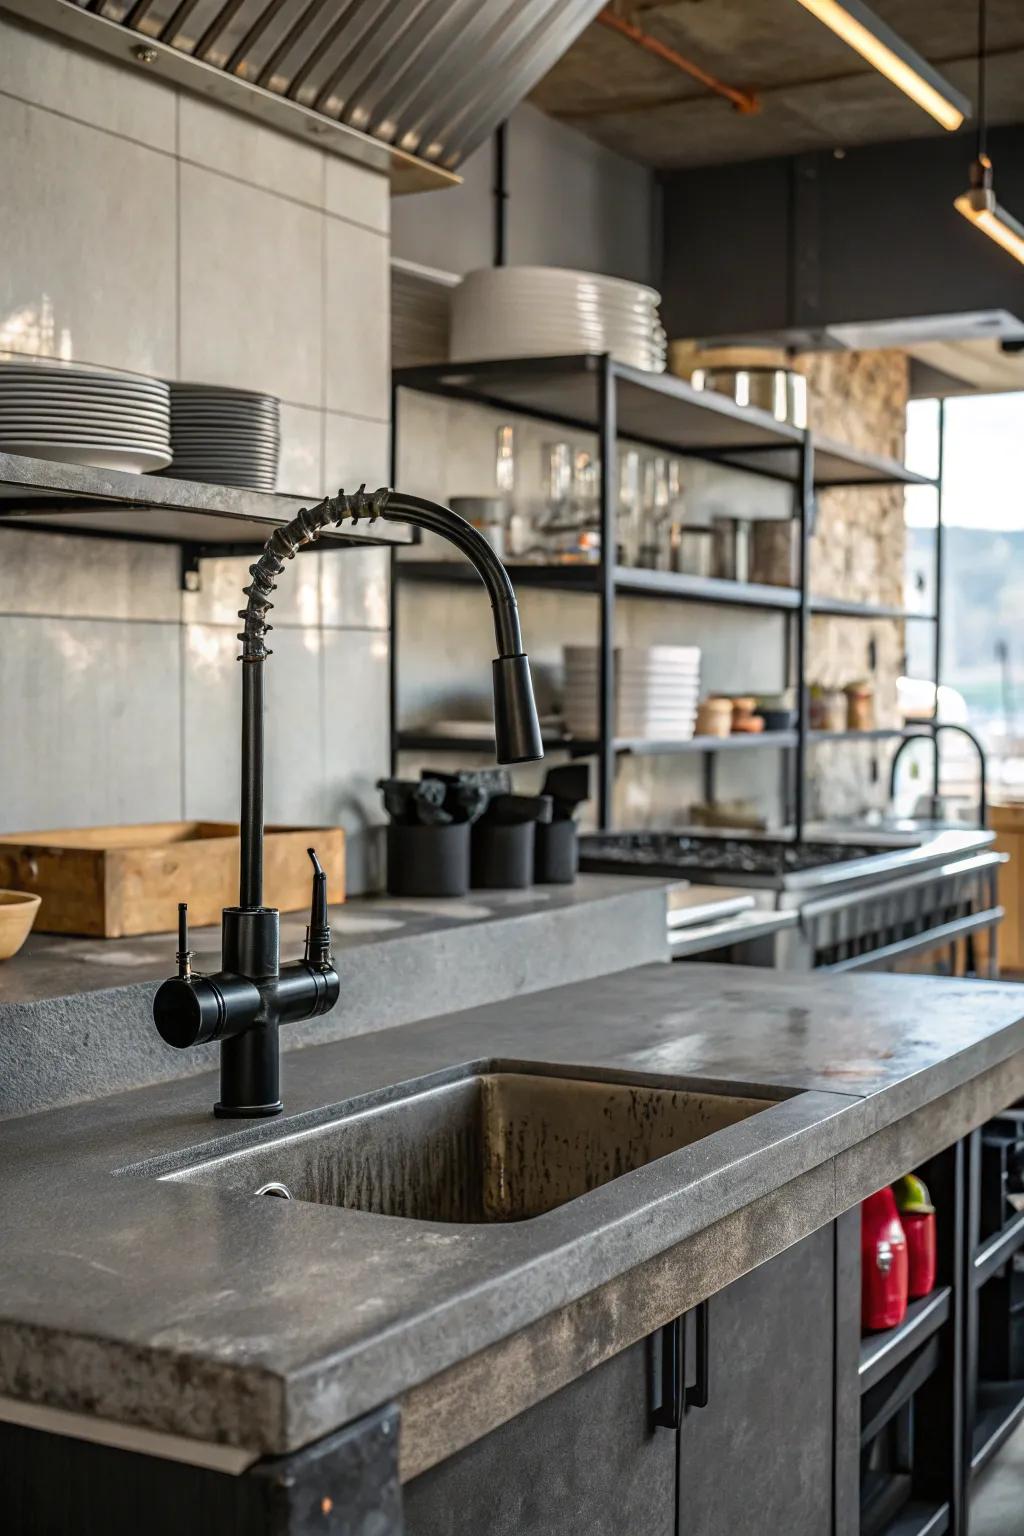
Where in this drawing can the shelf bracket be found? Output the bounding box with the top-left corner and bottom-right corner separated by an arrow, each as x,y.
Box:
180,544 -> 205,593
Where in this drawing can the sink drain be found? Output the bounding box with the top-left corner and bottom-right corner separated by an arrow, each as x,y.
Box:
255,1181 -> 293,1200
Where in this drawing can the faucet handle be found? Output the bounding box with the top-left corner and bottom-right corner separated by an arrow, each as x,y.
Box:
176,902 -> 193,981
304,847 -> 332,970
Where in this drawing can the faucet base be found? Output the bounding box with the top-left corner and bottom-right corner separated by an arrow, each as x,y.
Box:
214,1099 -> 284,1119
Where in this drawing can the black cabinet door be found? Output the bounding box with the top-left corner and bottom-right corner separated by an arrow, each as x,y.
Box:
403,1335 -> 677,1536
677,1224 -> 836,1536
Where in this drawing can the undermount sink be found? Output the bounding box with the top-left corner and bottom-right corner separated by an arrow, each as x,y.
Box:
164,1068 -> 776,1224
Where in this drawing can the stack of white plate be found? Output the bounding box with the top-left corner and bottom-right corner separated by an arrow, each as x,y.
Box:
168,384 -> 279,491
0,359 -> 171,474
563,645 -> 701,740
450,266 -> 666,373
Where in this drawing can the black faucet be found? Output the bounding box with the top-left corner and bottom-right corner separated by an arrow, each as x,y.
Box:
889,722 -> 988,830
154,487 -> 544,1117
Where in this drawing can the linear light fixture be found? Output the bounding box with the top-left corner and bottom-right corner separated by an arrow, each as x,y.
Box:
794,0 -> 970,130
955,156 -> 1024,266
954,0 -> 1024,266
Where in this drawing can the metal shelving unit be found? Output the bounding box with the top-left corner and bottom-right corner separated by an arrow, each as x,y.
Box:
392,354 -> 941,835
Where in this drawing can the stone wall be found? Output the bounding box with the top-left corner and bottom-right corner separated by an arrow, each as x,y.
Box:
797,349 -> 910,821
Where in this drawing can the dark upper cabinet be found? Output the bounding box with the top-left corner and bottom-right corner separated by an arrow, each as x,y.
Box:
676,1224 -> 837,1536
403,1334 -> 677,1536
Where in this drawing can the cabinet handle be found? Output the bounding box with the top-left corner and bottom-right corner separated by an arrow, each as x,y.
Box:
684,1300 -> 710,1411
652,1316 -> 683,1430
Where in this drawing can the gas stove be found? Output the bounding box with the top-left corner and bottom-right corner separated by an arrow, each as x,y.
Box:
579,828 -> 1001,973
578,832 -> 914,888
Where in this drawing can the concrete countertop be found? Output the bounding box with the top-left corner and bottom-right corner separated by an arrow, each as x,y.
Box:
1,961 -> 1023,1466
0,874 -> 676,1118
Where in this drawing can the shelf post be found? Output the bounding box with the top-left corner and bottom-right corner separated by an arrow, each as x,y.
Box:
389,378 -> 400,775
794,433 -> 814,843
598,355 -> 617,829
933,399 -> 946,803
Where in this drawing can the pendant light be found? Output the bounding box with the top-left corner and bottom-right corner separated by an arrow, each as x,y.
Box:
794,0 -> 969,131
954,0 -> 1024,266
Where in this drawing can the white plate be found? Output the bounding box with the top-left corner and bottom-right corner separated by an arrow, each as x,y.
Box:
567,725 -> 697,740
0,359 -> 167,386
2,441 -> 172,472
452,328 -> 663,355
0,376 -> 168,389
170,384 -> 277,399
0,412 -> 170,431
171,436 -> 277,448
452,314 -> 662,338
172,445 -> 279,459
453,296 -> 660,324
565,658 -> 702,672
565,645 -> 701,661
0,432 -> 170,449
171,403 -> 279,417
0,412 -> 169,430
171,472 -> 276,488
172,433 -> 279,447
456,266 -> 661,303
565,691 -> 701,707
0,386 -> 169,406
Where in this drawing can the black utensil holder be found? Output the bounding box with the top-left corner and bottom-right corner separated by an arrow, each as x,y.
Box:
386,822 -> 470,898
471,821 -> 534,890
534,819 -> 578,884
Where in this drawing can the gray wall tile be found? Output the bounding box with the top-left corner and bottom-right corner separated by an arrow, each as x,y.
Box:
179,163 -> 324,406
320,548 -> 390,631
182,623 -> 327,827
183,551 -> 320,629
324,220 -> 390,421
178,93 -> 324,207
322,629 -> 390,892
0,95 -> 177,375
323,411 -> 389,492
325,159 -> 390,233
0,530 -> 181,622
0,16 -> 177,152
0,616 -> 182,830
278,403 -> 324,497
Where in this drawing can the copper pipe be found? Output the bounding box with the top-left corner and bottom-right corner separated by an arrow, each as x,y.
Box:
597,7 -> 759,115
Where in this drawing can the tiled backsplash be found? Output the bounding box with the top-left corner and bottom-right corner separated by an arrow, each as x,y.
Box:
0,15 -> 392,891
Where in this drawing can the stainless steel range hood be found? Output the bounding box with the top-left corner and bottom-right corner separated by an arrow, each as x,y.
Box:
3,0 -> 607,192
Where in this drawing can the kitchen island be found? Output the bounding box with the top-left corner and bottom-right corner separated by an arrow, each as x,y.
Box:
2,952 -> 1024,1534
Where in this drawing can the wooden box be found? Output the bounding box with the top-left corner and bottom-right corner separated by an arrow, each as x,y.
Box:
0,822 -> 345,938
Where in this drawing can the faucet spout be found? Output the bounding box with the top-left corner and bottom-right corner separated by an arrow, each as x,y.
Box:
237,486 -> 544,910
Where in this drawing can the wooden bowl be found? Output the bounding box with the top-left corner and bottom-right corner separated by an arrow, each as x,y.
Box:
0,890 -> 41,960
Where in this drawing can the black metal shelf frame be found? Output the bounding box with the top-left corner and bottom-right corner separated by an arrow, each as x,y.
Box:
391,354 -> 944,834
859,1289 -> 953,1396
964,1125 -> 1024,1491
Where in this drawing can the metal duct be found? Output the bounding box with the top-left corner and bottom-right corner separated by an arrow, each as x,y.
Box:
2,0 -> 608,191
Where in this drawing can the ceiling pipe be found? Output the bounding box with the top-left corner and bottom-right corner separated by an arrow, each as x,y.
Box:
596,6 -> 759,115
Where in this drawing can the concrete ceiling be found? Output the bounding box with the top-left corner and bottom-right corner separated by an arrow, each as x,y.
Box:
530,0 -> 1024,168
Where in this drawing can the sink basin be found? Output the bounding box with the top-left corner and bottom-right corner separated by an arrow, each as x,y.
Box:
165,1068 -> 775,1224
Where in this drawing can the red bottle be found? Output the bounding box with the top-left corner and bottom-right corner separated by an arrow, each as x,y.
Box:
895,1174 -> 937,1299
862,1187 -> 909,1332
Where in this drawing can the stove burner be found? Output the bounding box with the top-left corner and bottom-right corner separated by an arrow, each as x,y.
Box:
579,833 -> 894,878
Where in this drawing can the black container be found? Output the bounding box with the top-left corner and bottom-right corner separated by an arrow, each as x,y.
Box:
534,819 -> 578,884
386,822 -> 470,897
471,821 -> 534,889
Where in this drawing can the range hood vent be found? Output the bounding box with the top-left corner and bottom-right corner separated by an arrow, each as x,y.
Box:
4,0 -> 607,192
